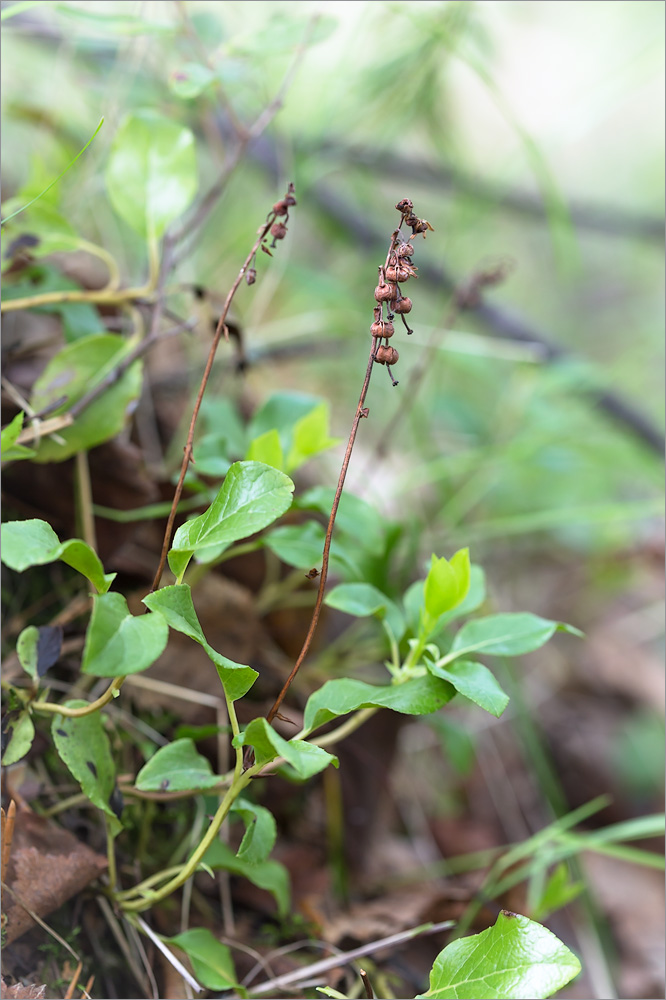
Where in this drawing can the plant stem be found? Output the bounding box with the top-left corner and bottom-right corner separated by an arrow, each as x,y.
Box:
149,208 -> 288,593
265,344 -> 378,725
117,757 -> 265,912
33,676 -> 125,717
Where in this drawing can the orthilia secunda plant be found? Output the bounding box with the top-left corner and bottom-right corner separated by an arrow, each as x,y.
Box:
264,197 -> 433,727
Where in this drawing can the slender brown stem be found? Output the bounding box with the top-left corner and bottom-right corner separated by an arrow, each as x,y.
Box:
360,969 -> 375,999
265,226 -> 407,725
149,213 -> 282,592
266,343 -> 378,724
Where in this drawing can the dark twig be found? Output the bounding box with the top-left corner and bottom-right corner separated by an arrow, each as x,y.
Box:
360,969 -> 375,999
312,141 -> 666,244
150,186 -> 297,592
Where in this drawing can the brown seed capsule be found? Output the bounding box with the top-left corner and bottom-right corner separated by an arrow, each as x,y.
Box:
370,320 -> 395,338
270,222 -> 288,240
374,282 -> 398,302
397,242 -> 415,257
245,267 -> 257,285
395,198 -> 413,215
385,265 -> 411,283
375,345 -> 399,365
393,296 -> 412,314
272,200 -> 289,215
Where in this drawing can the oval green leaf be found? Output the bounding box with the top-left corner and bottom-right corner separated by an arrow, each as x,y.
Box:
1,518 -> 114,593
416,910 -> 581,999
52,701 -> 120,831
168,461 -> 294,578
143,584 -> 258,701
82,592 -> 168,677
426,659 -> 509,718
135,738 -> 220,792
164,928 -> 238,992
302,674 -> 455,736
2,711 -> 35,766
105,110 -> 197,238
449,613 -> 582,659
234,718 -> 338,779
202,839 -> 290,916
29,333 -> 143,463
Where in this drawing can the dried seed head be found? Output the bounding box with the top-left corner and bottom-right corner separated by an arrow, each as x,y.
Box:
272,200 -> 289,216
270,222 -> 288,240
393,296 -> 412,314
370,319 -> 395,338
395,198 -> 414,215
396,242 -> 415,257
385,264 -> 411,283
374,282 -> 398,302
375,345 -> 399,366
245,267 -> 257,285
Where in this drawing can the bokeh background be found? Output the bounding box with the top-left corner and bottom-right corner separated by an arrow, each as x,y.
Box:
2,2 -> 664,998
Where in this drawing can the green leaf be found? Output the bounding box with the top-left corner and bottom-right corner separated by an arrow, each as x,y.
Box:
264,521 -> 325,569
82,593 -> 168,677
325,582 -> 405,641
17,625 -> 62,680
51,701 -> 121,832
2,711 -> 35,766
0,518 -> 114,593
286,401 -> 340,472
231,797 -> 277,866
423,549 -> 471,626
303,675 -> 455,736
449,613 -> 582,660
426,659 -> 509,718
416,910 -> 581,999
245,428 -> 284,471
165,928 -> 238,991
202,838 -> 290,915
1,413 -> 36,462
143,585 -> 258,701
249,392 -> 319,452
2,412 -> 24,450
298,486 -> 385,557
404,565 -> 486,638
105,110 -> 197,239
169,63 -> 216,99
234,719 -> 338,779
135,738 -> 220,792
29,333 -> 143,462
168,461 -> 294,578
532,863 -> 584,923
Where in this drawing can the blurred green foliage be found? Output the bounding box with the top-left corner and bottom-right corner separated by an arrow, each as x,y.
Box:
1,0 -> 663,568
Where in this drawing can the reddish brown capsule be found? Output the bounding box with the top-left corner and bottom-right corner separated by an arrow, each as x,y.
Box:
385,265 -> 411,283
370,320 -> 395,338
393,296 -> 412,314
396,242 -> 415,257
270,222 -> 288,240
272,200 -> 289,216
374,282 -> 398,302
375,345 -> 399,366
245,267 -> 257,285
395,198 -> 413,214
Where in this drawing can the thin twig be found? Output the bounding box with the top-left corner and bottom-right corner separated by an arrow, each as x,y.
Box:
229,921 -> 454,998
150,194 -> 294,592
360,969 -> 375,999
